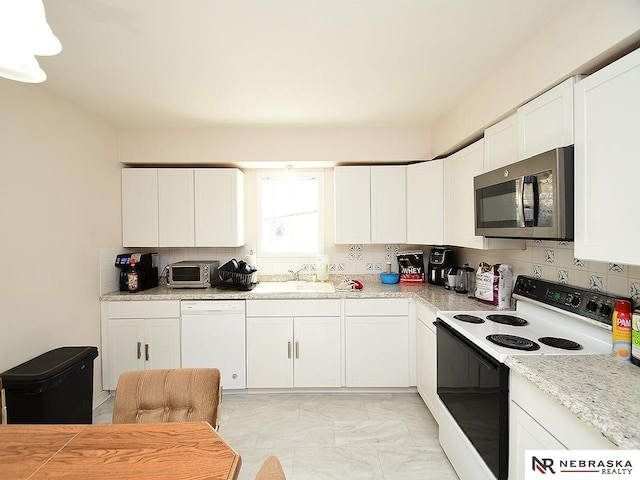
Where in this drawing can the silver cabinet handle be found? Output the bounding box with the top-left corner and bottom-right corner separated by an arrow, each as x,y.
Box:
145,343 -> 150,361
295,341 -> 300,359
287,341 -> 292,359
137,342 -> 142,359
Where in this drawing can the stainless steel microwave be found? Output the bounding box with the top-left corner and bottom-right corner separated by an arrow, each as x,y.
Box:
474,146 -> 574,240
167,260 -> 219,289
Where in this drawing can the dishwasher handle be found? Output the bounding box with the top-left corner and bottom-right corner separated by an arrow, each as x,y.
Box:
181,301 -> 245,315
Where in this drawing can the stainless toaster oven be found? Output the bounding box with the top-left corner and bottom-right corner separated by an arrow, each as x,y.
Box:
167,261 -> 219,289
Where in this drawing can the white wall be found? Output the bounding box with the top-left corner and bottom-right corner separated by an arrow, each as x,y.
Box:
119,126 -> 432,166
0,80 -> 120,405
432,0 -> 640,156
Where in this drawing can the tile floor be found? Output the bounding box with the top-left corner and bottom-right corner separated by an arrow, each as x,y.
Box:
93,392 -> 459,480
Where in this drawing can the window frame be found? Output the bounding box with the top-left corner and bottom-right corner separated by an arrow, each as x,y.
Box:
256,169 -> 325,258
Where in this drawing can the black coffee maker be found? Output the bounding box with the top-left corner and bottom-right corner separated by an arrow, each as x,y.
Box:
115,253 -> 159,292
427,247 -> 455,286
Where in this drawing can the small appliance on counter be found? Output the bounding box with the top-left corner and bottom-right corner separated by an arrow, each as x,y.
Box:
455,264 -> 475,294
115,253 -> 158,292
444,266 -> 461,291
167,260 -> 219,289
427,247 -> 454,286
211,258 -> 258,291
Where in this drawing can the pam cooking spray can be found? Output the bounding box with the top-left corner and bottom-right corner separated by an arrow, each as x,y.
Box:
612,299 -> 632,361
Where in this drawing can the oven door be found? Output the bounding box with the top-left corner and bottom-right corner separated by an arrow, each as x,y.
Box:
436,320 -> 509,480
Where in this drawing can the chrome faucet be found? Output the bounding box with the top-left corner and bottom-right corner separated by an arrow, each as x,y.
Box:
288,268 -> 302,281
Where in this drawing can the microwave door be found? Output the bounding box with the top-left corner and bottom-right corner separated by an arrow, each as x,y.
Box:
475,175 -> 535,238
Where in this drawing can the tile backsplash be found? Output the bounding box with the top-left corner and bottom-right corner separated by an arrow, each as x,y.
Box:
106,241 -> 640,307
453,240 -> 640,306
144,244 -> 424,282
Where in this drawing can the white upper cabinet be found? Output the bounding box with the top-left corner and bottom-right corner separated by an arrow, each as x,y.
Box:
483,113 -> 518,171
444,140 -> 485,249
334,165 -> 406,244
122,169 -> 159,247
517,77 -> 579,160
574,47 -> 640,265
158,169 -> 195,247
334,166 -> 371,244
121,167 -> 244,248
407,160 -> 444,245
195,169 -> 244,247
444,139 -> 525,250
371,165 -> 406,244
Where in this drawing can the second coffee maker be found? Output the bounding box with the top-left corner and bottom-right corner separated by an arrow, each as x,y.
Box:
427,247 -> 454,286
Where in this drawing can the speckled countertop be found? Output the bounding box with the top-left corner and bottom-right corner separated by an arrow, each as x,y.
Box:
99,280 -> 492,311
100,280 -> 639,449
507,355 -> 640,449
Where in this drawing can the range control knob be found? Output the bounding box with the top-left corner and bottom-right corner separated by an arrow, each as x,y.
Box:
600,304 -> 612,316
586,300 -> 598,312
564,294 -> 580,307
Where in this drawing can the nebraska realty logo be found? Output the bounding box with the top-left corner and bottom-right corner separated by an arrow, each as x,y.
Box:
525,451 -> 640,479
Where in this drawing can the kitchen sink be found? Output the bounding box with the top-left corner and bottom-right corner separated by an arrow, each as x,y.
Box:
252,281 -> 335,294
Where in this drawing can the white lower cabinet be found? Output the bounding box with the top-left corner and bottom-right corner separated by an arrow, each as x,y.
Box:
246,300 -> 341,388
101,301 -> 181,390
345,298 -> 410,387
416,301 -> 438,421
509,371 -> 616,480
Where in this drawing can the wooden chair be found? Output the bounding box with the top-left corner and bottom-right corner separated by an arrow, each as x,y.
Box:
112,368 -> 222,429
0,377 -> 6,424
255,455 -> 286,480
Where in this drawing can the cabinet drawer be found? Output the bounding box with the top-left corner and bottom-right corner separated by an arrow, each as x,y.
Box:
345,298 -> 409,316
415,300 -> 437,334
105,301 -> 180,319
246,299 -> 340,317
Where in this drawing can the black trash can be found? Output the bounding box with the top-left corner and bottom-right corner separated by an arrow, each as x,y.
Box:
1,346 -> 98,424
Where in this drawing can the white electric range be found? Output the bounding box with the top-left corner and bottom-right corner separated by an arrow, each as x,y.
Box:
434,275 -> 626,480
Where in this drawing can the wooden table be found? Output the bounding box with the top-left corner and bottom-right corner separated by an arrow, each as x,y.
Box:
0,422 -> 241,479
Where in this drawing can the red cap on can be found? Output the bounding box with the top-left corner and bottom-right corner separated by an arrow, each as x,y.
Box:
615,299 -> 631,314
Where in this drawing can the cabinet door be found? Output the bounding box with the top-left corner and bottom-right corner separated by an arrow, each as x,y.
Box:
107,319 -> 145,388
517,77 -> 576,159
444,139 -> 485,249
407,160 -> 443,244
247,317 -> 294,388
416,304 -> 438,422
121,169 -> 158,247
195,169 -> 244,247
145,318 -> 181,370
334,166 -> 370,243
484,113 -> 518,171
574,48 -> 640,265
346,316 -> 409,387
158,169 -> 195,247
293,317 -> 341,388
508,402 -> 567,480
371,165 -> 406,244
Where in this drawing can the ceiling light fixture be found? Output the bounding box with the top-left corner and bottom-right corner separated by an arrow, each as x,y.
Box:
0,0 -> 61,83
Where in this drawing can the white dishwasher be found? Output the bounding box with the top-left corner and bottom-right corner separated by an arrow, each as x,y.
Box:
181,300 -> 246,390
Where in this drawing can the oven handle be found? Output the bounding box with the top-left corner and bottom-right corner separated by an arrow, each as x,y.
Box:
434,319 -> 501,371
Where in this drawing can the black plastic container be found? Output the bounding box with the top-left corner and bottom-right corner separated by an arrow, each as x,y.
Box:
1,346 -> 98,424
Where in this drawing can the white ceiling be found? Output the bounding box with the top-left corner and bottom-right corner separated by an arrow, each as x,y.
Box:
38,0 -> 574,129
